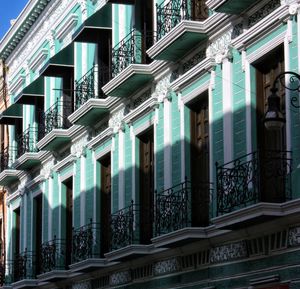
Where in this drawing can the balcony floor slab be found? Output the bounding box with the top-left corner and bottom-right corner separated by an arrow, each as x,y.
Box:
37,129 -> 72,151
37,270 -> 69,282
68,97 -> 118,126
104,244 -> 165,262
11,279 -> 39,289
151,226 -> 229,248
14,151 -> 46,170
212,202 -> 286,230
0,169 -> 21,186
69,258 -> 112,273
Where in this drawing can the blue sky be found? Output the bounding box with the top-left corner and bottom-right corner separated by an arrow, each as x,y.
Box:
0,0 -> 29,40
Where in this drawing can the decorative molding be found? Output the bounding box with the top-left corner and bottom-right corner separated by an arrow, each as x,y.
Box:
154,258 -> 181,276
153,74 -> 172,102
206,30 -> 233,64
29,48 -> 48,72
72,281 -> 91,289
288,226 -> 300,246
71,135 -> 88,158
110,270 -> 131,286
41,159 -> 55,179
109,107 -> 126,133
9,73 -> 25,95
210,241 -> 248,263
56,13 -> 78,41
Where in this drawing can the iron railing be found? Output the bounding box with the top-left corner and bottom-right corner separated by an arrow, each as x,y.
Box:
216,150 -> 292,216
72,220 -> 101,263
156,0 -> 208,40
110,202 -> 139,251
75,67 -> 95,109
5,250 -> 36,284
112,29 -> 155,77
74,65 -> 111,109
155,179 -> 212,236
0,146 -> 16,172
16,126 -> 38,159
40,237 -> 67,273
38,100 -> 72,140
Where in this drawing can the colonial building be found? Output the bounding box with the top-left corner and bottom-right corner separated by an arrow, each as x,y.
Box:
0,59 -> 9,286
0,0 -> 300,288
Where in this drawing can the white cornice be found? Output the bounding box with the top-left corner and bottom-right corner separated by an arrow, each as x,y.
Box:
231,4 -> 289,50
87,127 -> 113,150
6,0 -> 78,81
9,74 -> 26,95
29,48 -> 48,72
56,13 -> 79,41
170,58 -> 215,92
123,97 -> 158,124
52,154 -> 76,173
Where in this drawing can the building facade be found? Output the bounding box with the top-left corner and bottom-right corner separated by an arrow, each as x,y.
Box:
0,0 -> 300,288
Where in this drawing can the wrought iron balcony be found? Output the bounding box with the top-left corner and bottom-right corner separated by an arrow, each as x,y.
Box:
75,66 -> 111,110
216,150 -> 292,216
72,220 -> 101,263
40,237 -> 67,273
155,179 -> 212,236
0,262 -> 4,286
110,202 -> 139,251
156,0 -> 208,40
5,250 -> 36,284
112,29 -> 156,77
0,146 -> 16,172
16,126 -> 38,159
38,100 -> 72,140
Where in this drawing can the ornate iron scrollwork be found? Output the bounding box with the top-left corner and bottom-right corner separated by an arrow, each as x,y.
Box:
112,29 -> 155,77
40,237 -> 66,273
72,220 -> 100,263
110,202 -> 137,250
216,150 -> 292,215
16,126 -> 38,159
156,0 -> 208,40
0,146 -> 16,172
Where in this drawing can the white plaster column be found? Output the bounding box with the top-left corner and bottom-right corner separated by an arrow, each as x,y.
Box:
80,154 -> 86,226
118,127 -> 125,209
244,52 -> 252,156
130,124 -> 136,202
48,176 -> 53,241
164,96 -> 172,189
222,58 -> 233,163
178,94 -> 185,183
58,174 -> 62,240
93,150 -> 97,223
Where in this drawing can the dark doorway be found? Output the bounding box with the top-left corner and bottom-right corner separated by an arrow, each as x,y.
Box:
100,154 -> 111,256
14,208 -> 20,256
139,128 -> 154,244
63,178 -> 73,266
34,195 -> 42,274
190,92 -> 210,226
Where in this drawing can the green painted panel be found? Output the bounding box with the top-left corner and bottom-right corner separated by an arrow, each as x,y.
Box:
85,149 -> 95,222
43,180 -> 49,242
181,72 -> 210,97
232,49 -> 247,158
156,104 -> 164,192
125,124 -> 132,204
112,134 -> 119,212
74,158 -> 81,229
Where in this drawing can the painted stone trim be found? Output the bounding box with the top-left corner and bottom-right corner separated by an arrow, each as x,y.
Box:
41,159 -> 55,179
72,281 -> 91,289
71,135 -> 88,158
109,107 -> 126,133
129,88 -> 152,110
154,257 -> 181,276
110,270 -> 131,286
210,241 -> 248,263
206,30 -> 233,63
288,226 -> 300,247
153,74 -> 172,102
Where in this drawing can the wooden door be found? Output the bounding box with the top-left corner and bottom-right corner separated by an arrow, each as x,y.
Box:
65,179 -> 73,266
139,128 -> 154,244
190,94 -> 209,226
191,0 -> 208,21
255,46 -> 286,202
35,195 -> 42,274
100,154 -> 111,256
